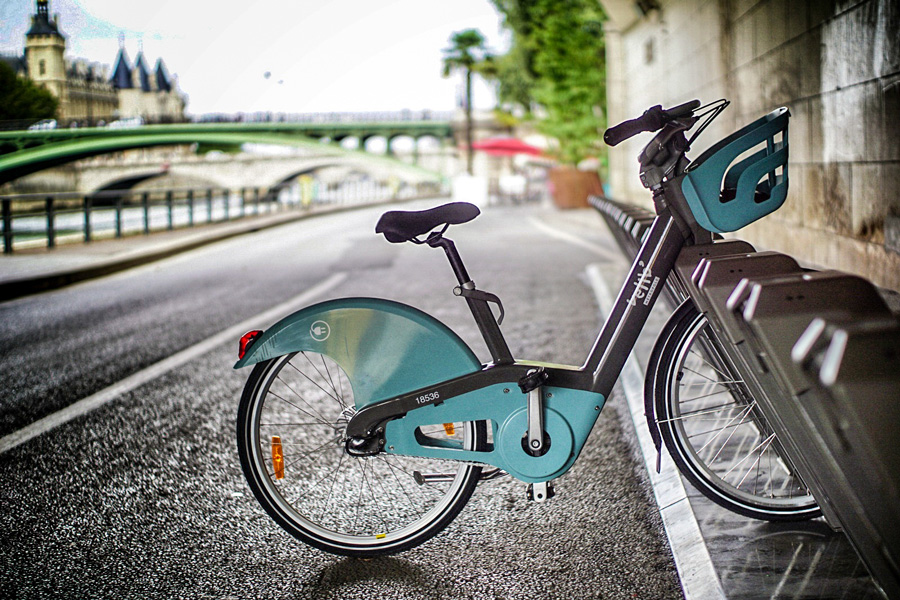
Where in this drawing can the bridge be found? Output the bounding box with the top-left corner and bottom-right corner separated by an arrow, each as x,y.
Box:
0,118 -> 457,186
78,150 -> 447,195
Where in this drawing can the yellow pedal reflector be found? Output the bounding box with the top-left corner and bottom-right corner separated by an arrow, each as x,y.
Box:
271,436 -> 285,480
442,422 -> 456,436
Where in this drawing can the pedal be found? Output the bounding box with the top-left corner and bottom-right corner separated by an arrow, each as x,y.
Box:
526,481 -> 555,503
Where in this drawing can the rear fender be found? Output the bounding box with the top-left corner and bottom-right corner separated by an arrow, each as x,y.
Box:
233,297 -> 481,410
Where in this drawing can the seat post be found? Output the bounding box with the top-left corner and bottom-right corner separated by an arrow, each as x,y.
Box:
428,234 -> 470,286
428,235 -> 514,365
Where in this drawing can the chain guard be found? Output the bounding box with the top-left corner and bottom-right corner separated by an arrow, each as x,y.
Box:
383,382 -> 605,483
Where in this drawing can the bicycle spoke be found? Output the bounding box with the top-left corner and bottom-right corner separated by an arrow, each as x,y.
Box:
658,400 -> 747,422
693,402 -> 755,454
316,450 -> 347,524
298,351 -> 346,410
286,358 -> 344,407
319,354 -> 341,407
731,433 -> 776,490
267,385 -> 331,427
681,364 -> 743,387
686,351 -> 740,384
376,454 -> 446,501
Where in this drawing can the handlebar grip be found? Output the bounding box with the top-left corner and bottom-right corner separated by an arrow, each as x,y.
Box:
665,99 -> 701,118
603,105 -> 666,146
603,99 -> 702,146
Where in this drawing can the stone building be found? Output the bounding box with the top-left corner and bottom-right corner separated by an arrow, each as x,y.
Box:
599,0 -> 900,292
109,47 -> 185,124
3,0 -> 185,125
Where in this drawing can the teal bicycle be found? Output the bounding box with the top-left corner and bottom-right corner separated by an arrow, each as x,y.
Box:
234,99 -> 819,557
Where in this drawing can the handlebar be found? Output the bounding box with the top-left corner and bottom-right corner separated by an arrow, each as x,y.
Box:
603,99 -> 701,146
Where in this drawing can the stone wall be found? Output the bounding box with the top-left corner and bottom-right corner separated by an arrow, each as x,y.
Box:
601,0 -> 900,291
116,88 -> 185,123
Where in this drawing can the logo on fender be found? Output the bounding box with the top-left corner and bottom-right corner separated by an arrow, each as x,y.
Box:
310,320 -> 330,342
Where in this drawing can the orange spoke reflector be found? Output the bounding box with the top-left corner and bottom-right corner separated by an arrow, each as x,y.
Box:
442,423 -> 456,436
271,436 -> 285,480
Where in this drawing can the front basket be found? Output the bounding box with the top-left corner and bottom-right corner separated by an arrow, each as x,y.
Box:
681,107 -> 790,233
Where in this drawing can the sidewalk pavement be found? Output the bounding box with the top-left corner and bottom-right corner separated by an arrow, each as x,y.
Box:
0,200 -> 407,303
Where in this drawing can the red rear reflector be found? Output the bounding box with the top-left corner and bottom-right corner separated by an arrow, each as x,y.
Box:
238,330 -> 263,359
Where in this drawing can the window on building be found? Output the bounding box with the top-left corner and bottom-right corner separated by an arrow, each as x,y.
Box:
39,59 -> 46,75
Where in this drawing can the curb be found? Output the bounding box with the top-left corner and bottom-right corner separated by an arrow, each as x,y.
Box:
0,196 -> 427,303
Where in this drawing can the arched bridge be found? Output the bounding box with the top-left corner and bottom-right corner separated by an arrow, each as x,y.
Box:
80,153 -> 442,196
0,119 -> 455,185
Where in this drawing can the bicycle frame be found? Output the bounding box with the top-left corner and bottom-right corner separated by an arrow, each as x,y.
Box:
335,209 -> 688,483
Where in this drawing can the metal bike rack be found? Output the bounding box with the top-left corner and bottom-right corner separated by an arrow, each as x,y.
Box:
591,196 -> 900,596
668,239 -> 757,306
791,316 -> 900,599
726,271 -> 899,597
693,252 -> 802,345
729,271 -> 891,396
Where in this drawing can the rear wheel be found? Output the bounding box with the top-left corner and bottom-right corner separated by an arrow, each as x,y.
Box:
649,302 -> 820,521
237,351 -> 486,556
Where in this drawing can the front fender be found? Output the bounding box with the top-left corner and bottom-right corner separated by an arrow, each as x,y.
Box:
234,297 -> 481,410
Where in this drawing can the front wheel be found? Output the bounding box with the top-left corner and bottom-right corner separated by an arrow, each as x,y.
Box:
237,351 -> 487,557
647,301 -> 821,521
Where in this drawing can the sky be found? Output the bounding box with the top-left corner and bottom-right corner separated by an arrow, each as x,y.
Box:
0,0 -> 508,116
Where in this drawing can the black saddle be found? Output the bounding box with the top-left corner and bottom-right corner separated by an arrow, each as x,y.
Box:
375,202 -> 480,243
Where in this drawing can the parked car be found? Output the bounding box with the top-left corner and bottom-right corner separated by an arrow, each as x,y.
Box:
27,119 -> 57,130
106,117 -> 144,129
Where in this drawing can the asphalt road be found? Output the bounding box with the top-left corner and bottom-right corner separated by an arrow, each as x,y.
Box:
0,201 -> 683,599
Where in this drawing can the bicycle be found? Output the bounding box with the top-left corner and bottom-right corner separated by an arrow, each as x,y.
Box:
233,98 -> 819,557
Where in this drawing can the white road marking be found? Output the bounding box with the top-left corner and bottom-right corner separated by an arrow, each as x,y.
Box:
0,272 -> 347,455
529,217 -> 622,261
586,263 -> 725,600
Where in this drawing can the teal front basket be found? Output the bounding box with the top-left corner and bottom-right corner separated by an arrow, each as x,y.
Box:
681,107 -> 790,233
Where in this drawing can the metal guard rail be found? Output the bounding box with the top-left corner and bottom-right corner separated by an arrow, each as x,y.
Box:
1,180 -> 446,254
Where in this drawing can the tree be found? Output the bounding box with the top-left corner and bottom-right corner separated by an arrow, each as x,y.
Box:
490,0 -> 540,113
442,29 -> 495,175
491,0 -> 607,166
0,61 -> 58,122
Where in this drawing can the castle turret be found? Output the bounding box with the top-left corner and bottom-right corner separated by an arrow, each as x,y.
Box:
25,0 -> 67,101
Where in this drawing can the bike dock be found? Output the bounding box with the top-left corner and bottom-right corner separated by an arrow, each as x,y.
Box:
592,194 -> 900,599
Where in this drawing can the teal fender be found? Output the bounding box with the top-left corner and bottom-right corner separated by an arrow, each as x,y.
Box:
234,297 -> 481,410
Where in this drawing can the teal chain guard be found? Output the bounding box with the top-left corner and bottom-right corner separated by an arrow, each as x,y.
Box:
385,383 -> 606,483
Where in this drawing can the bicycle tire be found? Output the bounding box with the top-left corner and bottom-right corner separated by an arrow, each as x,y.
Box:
237,351 -> 487,557
648,301 -> 821,521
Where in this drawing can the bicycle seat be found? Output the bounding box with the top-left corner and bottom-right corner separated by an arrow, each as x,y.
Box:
376,202 -> 480,243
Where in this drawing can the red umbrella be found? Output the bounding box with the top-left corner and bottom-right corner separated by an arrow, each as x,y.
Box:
471,137 -> 543,156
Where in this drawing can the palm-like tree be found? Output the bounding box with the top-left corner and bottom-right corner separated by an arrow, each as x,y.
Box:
442,29 -> 494,175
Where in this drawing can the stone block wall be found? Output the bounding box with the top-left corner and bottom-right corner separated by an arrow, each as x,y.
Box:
602,0 -> 900,291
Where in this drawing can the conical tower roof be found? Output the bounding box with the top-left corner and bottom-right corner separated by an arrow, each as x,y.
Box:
110,46 -> 133,89
154,58 -> 172,92
133,51 -> 152,91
